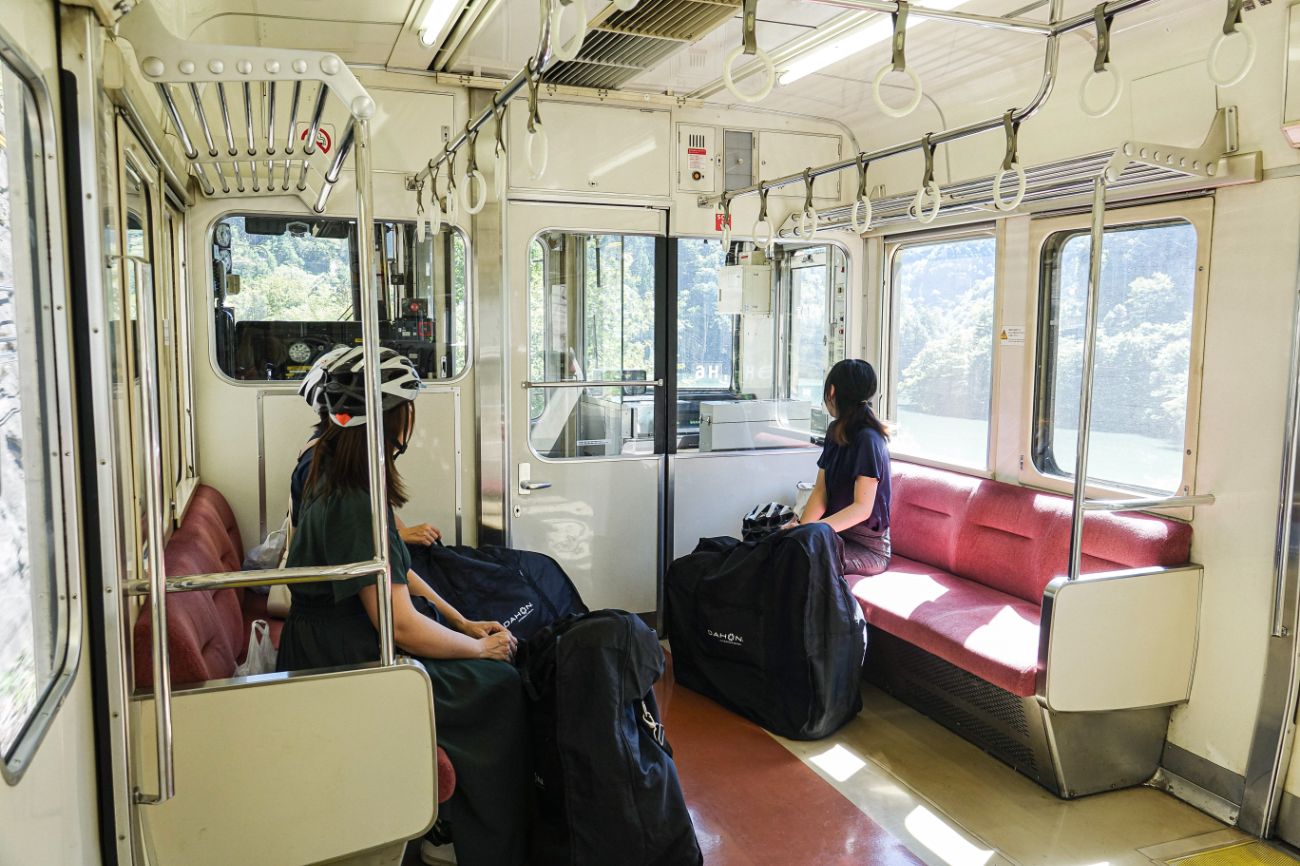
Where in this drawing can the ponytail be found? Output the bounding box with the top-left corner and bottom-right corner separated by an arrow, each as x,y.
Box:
824,359 -> 890,446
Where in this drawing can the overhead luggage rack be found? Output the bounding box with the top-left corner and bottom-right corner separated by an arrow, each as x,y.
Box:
780,106 -> 1257,236
117,3 -> 372,213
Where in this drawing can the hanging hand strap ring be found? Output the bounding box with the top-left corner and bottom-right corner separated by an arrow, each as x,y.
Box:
525,60 -> 550,179
723,0 -> 775,103
911,134 -> 942,224
462,128 -> 488,215
1209,0 -> 1255,87
1079,5 -> 1123,117
872,1 -> 923,118
799,168 -> 819,239
993,110 -> 1027,212
850,154 -> 873,234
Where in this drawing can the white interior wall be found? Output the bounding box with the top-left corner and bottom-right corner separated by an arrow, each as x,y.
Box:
189,71 -> 481,552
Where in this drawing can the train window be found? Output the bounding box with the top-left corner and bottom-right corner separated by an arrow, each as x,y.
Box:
788,245 -> 848,434
211,215 -> 469,382
0,59 -> 71,777
887,235 -> 997,469
528,231 -> 658,459
677,238 -> 736,391
1033,219 -> 1200,494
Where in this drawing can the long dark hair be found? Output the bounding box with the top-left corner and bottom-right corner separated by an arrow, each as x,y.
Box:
824,359 -> 890,446
304,400 -> 412,509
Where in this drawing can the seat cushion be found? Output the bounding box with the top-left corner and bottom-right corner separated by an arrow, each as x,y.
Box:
850,555 -> 1042,696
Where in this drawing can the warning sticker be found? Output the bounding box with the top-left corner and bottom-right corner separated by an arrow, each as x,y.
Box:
715,213 -> 733,232
999,325 -> 1026,346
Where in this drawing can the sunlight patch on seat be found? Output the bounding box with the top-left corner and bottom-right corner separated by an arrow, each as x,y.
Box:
963,606 -> 1038,658
809,743 -> 868,782
857,572 -> 949,616
903,805 -> 995,866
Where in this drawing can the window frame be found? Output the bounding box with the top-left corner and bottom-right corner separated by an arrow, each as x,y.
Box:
780,240 -> 851,437
524,227 -> 664,463
673,235 -> 741,396
204,210 -> 475,388
882,225 -> 1000,475
0,29 -> 82,786
1023,197 -> 1212,500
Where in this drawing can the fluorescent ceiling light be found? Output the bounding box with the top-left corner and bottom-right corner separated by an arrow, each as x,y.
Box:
779,0 -> 967,86
418,0 -> 461,47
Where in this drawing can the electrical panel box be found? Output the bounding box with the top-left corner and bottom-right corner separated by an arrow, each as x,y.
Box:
699,400 -> 812,452
678,124 -> 717,193
717,264 -> 772,315
724,129 -> 755,192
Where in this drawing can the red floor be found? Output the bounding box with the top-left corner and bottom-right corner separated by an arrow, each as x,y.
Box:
656,657 -> 925,866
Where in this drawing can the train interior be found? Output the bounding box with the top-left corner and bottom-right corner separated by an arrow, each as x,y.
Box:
5,0 -> 1300,862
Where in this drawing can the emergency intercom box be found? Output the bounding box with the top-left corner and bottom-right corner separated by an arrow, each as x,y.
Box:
677,124 -> 717,193
699,400 -> 812,452
717,264 -> 772,315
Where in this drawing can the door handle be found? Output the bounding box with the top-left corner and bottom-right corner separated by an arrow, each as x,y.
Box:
518,462 -> 551,495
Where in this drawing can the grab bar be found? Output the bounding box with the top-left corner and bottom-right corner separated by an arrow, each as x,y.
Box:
121,560 -> 389,596
352,115 -> 396,667
131,259 -> 175,805
1066,176 -> 1106,583
522,379 -> 664,389
1083,494 -> 1216,512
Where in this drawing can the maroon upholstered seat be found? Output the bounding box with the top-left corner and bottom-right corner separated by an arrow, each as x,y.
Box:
848,462 -> 1193,696
131,484 -> 455,802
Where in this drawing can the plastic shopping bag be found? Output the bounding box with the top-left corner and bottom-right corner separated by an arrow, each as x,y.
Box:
233,620 -> 277,677
243,514 -> 290,571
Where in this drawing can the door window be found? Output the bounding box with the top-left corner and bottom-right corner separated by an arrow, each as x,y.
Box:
527,231 -> 658,459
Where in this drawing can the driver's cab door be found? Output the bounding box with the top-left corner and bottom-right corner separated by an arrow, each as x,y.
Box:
506,204 -> 666,617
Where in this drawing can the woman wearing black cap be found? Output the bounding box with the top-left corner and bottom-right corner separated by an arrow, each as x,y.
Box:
798,359 -> 893,576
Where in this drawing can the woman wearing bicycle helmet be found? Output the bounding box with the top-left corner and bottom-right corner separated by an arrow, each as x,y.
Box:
798,359 -> 893,576
280,346 -> 530,866
293,346 -> 441,546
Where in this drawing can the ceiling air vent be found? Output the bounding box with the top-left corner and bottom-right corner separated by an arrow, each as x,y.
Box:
545,0 -> 741,90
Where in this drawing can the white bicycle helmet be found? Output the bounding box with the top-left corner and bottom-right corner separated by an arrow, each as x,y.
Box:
298,345 -> 351,413
321,346 -> 422,428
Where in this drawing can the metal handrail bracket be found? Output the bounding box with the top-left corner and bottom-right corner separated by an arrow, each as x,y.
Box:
130,259 -> 175,805
122,559 -> 390,597
1083,494 -> 1216,512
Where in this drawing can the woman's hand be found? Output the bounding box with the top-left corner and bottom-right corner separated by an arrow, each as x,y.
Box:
400,523 -> 442,547
460,619 -> 509,641
477,630 -> 517,662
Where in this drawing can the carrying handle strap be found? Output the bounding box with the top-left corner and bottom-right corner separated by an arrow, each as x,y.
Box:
465,128 -> 479,174
856,153 -> 871,200
891,1 -> 911,72
757,184 -> 770,223
1093,4 -> 1115,73
1001,109 -> 1021,172
494,103 -> 508,157
742,0 -> 759,55
802,168 -> 815,215
920,133 -> 936,187
1222,0 -> 1245,34
526,58 -> 544,134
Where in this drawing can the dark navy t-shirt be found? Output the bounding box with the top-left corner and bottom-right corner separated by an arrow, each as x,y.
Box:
816,423 -> 891,538
290,446 -> 314,526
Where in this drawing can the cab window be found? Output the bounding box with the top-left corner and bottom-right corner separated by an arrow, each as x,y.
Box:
212,215 -> 469,381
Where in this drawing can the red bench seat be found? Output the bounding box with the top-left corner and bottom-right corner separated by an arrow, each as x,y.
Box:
133,484 -> 454,803
848,462 -> 1193,697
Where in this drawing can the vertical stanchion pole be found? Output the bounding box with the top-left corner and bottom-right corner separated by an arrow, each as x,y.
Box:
1067,176 -> 1107,582
353,113 -> 396,665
